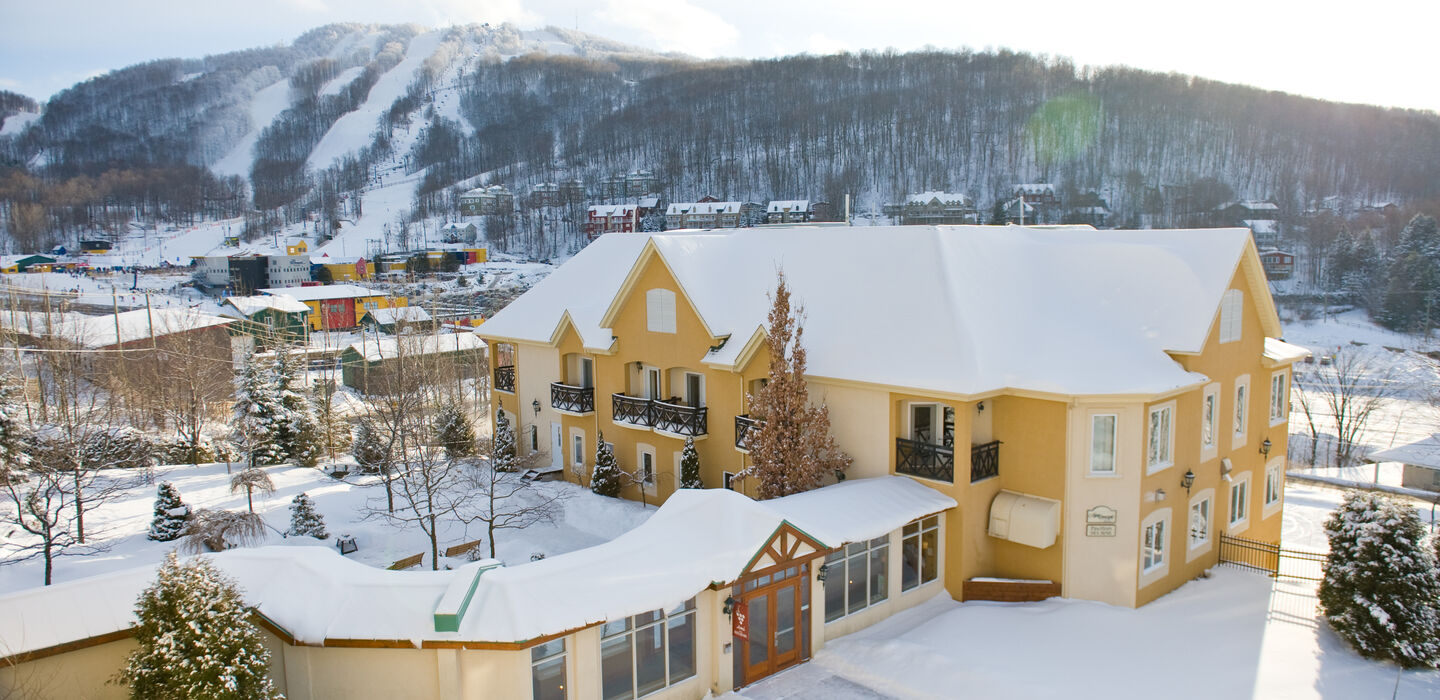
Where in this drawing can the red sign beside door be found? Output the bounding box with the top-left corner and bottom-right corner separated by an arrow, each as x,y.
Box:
732,600 -> 749,640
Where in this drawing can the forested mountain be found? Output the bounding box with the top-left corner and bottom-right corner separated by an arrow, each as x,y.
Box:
2,21 -> 1439,255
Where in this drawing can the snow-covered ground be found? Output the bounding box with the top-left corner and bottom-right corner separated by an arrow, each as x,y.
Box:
735,482 -> 1440,700
0,461 -> 654,595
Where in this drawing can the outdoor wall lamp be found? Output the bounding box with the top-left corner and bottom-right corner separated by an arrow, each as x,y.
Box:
723,596 -> 735,615
531,399 -> 540,415
977,401 -> 985,412
817,564 -> 829,582
1260,438 -> 1272,457
1181,469 -> 1196,494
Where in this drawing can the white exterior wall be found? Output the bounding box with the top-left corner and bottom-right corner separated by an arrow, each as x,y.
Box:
515,342 -> 560,461
198,256 -> 230,286
1061,401 -> 1145,607
266,254 -> 313,288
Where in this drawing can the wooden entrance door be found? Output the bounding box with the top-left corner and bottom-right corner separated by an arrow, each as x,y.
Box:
738,564 -> 807,685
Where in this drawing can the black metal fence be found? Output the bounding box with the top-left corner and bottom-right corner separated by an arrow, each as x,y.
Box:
1219,535 -> 1325,582
896,437 -> 955,482
734,414 -> 762,450
609,394 -> 708,437
493,365 -> 515,393
970,440 -> 1001,482
550,382 -> 595,413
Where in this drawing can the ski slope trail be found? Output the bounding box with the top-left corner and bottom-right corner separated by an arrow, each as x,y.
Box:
211,78 -> 293,179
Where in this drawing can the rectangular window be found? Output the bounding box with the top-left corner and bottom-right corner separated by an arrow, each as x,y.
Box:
824,536 -> 890,622
1230,478 -> 1250,526
1270,372 -> 1288,424
1188,497 -> 1211,550
723,471 -> 735,490
580,358 -> 594,389
901,516 -> 940,591
1264,464 -> 1282,507
599,600 -> 696,700
1147,404 -> 1173,471
1143,518 -> 1167,572
531,639 -> 567,700
1090,414 -> 1117,474
1201,386 -> 1218,451
1233,378 -> 1249,447
1219,289 -> 1243,343
641,452 -> 655,485
573,435 -> 584,468
645,288 -> 676,334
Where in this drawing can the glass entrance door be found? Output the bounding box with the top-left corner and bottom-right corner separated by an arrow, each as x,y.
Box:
737,566 -> 809,687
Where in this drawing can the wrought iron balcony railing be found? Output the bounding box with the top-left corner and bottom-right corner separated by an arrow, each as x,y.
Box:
895,437 -> 955,482
610,394 -> 708,437
550,382 -> 595,414
970,440 -> 1001,482
494,365 -> 515,393
734,414 -> 763,451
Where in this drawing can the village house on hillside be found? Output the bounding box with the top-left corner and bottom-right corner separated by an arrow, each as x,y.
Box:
478,225 -> 1304,612
457,185 -> 514,216
665,200 -> 761,229
882,192 -> 978,225
220,294 -> 312,344
765,199 -> 812,224
259,284 -> 403,331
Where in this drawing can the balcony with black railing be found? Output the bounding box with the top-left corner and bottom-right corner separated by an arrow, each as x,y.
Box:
734,414 -> 763,451
610,394 -> 708,437
550,382 -> 595,414
895,438 -> 1002,484
494,365 -> 515,393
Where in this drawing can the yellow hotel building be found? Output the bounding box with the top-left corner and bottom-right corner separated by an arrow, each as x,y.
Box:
478,224 -> 1305,609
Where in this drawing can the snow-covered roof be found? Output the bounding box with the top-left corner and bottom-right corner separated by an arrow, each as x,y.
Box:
905,191 -> 969,205
310,255 -> 365,265
1236,201 -> 1280,211
478,226 -> 1276,397
344,332 -> 484,362
1367,434 -> 1440,469
0,477 -> 953,654
261,284 -> 379,301
1244,219 -> 1280,234
768,199 -> 810,212
638,197 -> 660,208
1263,338 -> 1311,364
0,308 -> 234,348
666,201 -> 741,216
589,204 -> 637,217
1014,184 -> 1055,195
223,294 -> 312,316
363,306 -> 432,325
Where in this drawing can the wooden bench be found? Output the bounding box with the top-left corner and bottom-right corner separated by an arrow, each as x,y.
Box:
387,553 -> 425,570
444,539 -> 483,558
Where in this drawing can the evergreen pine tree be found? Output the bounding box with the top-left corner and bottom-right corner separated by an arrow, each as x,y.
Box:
274,346 -> 321,467
679,436 -> 703,489
287,492 -> 328,539
117,552 -> 283,699
1318,491 -> 1440,668
747,271 -> 852,499
492,410 -> 518,473
0,372 -> 28,471
1380,214 -> 1440,332
231,352 -> 285,469
353,419 -> 389,473
147,482 -> 189,542
435,402 -> 476,459
590,430 -> 623,497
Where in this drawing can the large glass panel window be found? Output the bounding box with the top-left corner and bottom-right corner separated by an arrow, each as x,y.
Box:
531,639 -> 567,700
824,536 -> 889,622
901,516 -> 940,591
599,600 -> 696,700
1147,404 -> 1173,471
1090,414 -> 1117,474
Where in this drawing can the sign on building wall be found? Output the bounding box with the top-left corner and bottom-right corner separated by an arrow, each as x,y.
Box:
732,600 -> 749,640
1086,505 -> 1117,537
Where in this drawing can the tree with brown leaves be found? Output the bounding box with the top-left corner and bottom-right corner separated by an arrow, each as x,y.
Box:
745,271 -> 850,499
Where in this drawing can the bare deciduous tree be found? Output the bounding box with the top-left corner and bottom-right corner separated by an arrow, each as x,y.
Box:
229,467 -> 275,514
472,437 -> 563,559
182,508 -> 267,552
1293,349 -> 1397,468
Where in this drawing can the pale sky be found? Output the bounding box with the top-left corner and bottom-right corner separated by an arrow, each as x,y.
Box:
2,0 -> 1436,114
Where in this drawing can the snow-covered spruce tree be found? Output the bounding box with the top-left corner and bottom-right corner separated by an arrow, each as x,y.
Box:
274,345 -> 321,467
492,410 -> 517,473
352,419 -> 389,474
287,492 -> 328,539
147,482 -> 189,542
116,552 -> 282,699
1318,491 -> 1440,668
746,271 -> 851,499
230,352 -> 285,470
590,430 -> 623,497
0,371 -> 29,472
679,436 -> 703,489
435,402 -> 476,459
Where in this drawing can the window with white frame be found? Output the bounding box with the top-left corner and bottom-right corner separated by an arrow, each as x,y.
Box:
722,471 -> 735,490
572,434 -> 585,469
1142,513 -> 1169,574
1201,385 -> 1218,453
531,638 -> 567,700
599,600 -> 696,700
1188,496 -> 1211,550
824,536 -> 889,622
1233,377 -> 1250,447
901,516 -> 939,591
1230,475 -> 1250,527
639,450 -> 655,486
1265,464 -> 1282,509
645,288 -> 676,334
1147,403 -> 1174,472
1218,289 -> 1244,343
1090,414 -> 1117,475
1270,371 -> 1288,425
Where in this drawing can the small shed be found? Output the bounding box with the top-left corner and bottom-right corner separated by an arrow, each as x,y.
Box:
361,306 -> 434,334
221,295 -> 313,344
339,333 -> 486,395
1367,435 -> 1440,492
